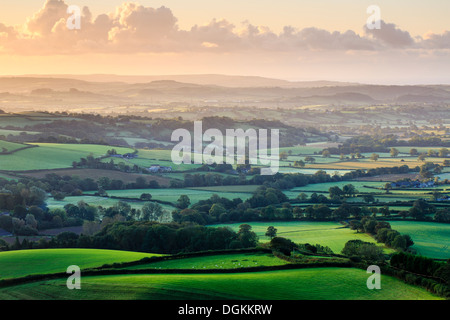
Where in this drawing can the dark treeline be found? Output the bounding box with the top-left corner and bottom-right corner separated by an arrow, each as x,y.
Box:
1,113 -> 328,149
2,221 -> 260,255
325,134 -> 450,155
388,252 -> 450,297
171,165 -> 413,189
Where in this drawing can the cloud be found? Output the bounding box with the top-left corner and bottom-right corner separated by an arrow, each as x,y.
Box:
25,0 -> 69,35
421,31 -> 450,49
364,20 -> 415,48
0,1 -> 448,56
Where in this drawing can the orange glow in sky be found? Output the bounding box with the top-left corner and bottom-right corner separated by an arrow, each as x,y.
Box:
0,0 -> 449,84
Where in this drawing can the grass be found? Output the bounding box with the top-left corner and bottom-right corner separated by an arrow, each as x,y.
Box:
121,252 -> 290,270
210,221 -> 393,254
188,185 -> 260,193
388,221 -> 450,259
0,249 -> 163,280
0,143 -> 134,171
0,268 -> 441,300
0,140 -> 29,153
86,188 -> 253,205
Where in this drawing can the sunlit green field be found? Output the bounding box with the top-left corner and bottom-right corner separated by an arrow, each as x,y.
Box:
0,140 -> 28,153
0,268 -> 440,300
0,143 -> 134,171
388,221 -> 450,259
0,249 -> 163,280
121,252 -> 290,270
210,221 -> 393,254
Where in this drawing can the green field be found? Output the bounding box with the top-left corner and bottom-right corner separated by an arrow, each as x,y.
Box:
0,143 -> 134,171
0,249 -> 162,280
210,221 -> 393,254
0,140 -> 28,153
388,221 -> 450,259
0,268 -> 440,300
86,188 -> 253,205
122,252 -> 290,270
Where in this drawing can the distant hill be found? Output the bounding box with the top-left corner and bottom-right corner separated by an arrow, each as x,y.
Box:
0,75 -> 448,112
22,74 -> 359,88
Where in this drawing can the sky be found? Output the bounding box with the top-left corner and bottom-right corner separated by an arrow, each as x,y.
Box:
0,0 -> 449,84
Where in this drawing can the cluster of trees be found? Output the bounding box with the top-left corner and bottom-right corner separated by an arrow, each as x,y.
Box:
2,221 -> 260,255
390,252 -> 449,282
171,172 -> 248,188
0,204 -> 84,236
341,240 -> 385,262
323,134 -> 449,156
73,154 -> 145,174
349,216 -> 414,251
0,173 -> 162,206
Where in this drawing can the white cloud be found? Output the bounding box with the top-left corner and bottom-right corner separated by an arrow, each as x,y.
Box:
0,1 -> 448,56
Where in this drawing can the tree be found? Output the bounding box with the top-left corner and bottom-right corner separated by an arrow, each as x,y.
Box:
297,193 -> 308,201
12,205 -> 28,220
294,160 -> 305,168
269,237 -> 297,256
209,203 -> 226,218
363,194 -> 375,203
384,182 -> 392,193
304,156 -> 316,164
265,226 -> 278,240
417,153 -> 427,162
140,193 -> 152,201
28,186 -> 47,206
438,148 -> 449,158
409,148 -> 418,156
342,240 -> 384,262
370,153 -> 379,162
390,148 -> 399,158
279,151 -> 288,161
141,202 -> 164,222
25,214 -> 37,229
322,150 -> 331,158
237,224 -> 258,248
176,195 -> 191,209
329,186 -> 344,200
53,192 -> 66,201
342,184 -> 357,197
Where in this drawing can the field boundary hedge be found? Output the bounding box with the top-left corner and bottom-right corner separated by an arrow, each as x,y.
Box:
0,144 -> 37,155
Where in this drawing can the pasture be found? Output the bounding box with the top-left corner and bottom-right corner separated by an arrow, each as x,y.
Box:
0,140 -> 29,153
122,252 -> 290,270
210,221 -> 393,254
0,143 -> 134,171
0,268 -> 440,300
0,249 -> 162,280
388,221 -> 450,259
